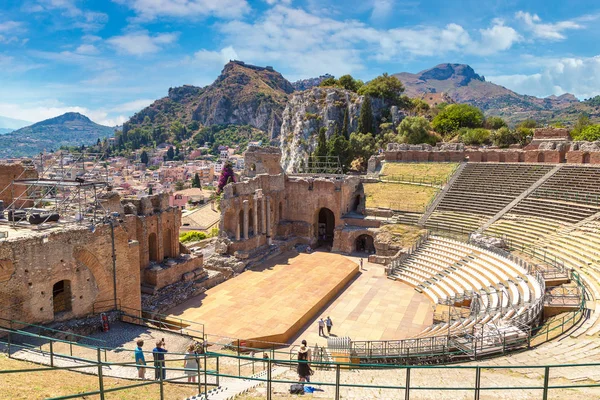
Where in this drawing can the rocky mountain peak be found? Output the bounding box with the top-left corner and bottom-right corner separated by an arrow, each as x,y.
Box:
420,64 -> 485,86
34,112 -> 92,127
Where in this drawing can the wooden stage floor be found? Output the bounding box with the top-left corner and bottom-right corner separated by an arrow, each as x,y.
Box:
166,251 -> 360,345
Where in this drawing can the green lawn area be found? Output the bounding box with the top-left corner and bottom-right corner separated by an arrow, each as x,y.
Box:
381,162 -> 458,182
0,354 -> 199,400
363,182 -> 438,212
378,224 -> 427,248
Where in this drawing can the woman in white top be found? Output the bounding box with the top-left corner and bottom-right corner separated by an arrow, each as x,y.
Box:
184,343 -> 199,383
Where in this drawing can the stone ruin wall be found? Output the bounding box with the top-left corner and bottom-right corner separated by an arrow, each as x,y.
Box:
0,223 -> 141,324
0,163 -> 39,208
218,146 -> 365,257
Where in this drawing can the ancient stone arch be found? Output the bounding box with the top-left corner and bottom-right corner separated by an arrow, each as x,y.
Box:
317,208 -> 335,248
537,152 -> 545,163
148,232 -> 158,262
583,153 -> 591,164
355,234 -> 375,254
163,228 -> 173,259
52,280 -> 72,315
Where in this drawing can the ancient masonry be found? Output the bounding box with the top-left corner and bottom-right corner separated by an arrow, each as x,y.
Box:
0,165 -> 202,325
209,146 -> 398,269
369,128 -> 600,170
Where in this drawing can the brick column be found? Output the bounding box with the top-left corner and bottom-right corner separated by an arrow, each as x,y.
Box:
243,200 -> 249,240
253,196 -> 258,237
261,196 -> 266,235
235,221 -> 240,241
266,196 -> 271,237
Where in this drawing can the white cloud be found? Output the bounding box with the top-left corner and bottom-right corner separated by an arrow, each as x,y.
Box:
0,20 -> 27,44
113,0 -> 250,21
111,99 -> 155,113
371,0 -> 394,22
75,43 -> 99,55
26,0 -> 108,31
515,11 -> 582,40
107,31 -> 178,55
215,5 -> 521,78
81,69 -> 121,85
488,56 -> 600,99
193,46 -> 239,66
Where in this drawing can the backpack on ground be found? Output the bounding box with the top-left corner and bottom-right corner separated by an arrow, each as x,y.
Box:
290,383 -> 304,394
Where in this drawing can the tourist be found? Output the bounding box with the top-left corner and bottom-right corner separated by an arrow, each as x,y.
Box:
184,343 -> 199,383
134,339 -> 146,379
152,339 -> 168,380
318,318 -> 325,337
297,340 -> 312,383
325,316 -> 333,335
360,258 -> 363,270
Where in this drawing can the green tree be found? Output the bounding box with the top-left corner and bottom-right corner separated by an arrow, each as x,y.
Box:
460,128 -> 492,145
572,113 -> 591,136
484,116 -> 507,130
175,181 -> 185,191
518,119 -> 537,129
140,150 -> 149,164
315,127 -> 328,157
166,146 -> 175,160
573,124 -> 600,141
327,133 -> 350,170
148,186 -> 153,195
192,172 -> 201,188
398,116 -> 436,145
358,73 -> 404,103
341,108 -> 350,139
432,104 -> 485,135
319,77 -> 337,87
337,75 -> 362,92
348,132 -> 376,168
492,127 -> 517,148
357,96 -> 374,134
410,98 -> 430,116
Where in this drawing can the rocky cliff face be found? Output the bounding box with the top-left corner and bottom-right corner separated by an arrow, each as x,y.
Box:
279,87 -> 402,172
125,61 -> 294,140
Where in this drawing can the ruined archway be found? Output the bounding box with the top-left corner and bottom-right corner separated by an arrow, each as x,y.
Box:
355,234 -> 375,254
583,153 -> 591,164
537,152 -> 545,163
53,280 -> 72,316
238,209 -> 244,238
163,228 -> 173,259
278,201 -> 283,221
148,232 -> 158,262
353,194 -> 361,212
248,208 -> 254,237
317,208 -> 335,249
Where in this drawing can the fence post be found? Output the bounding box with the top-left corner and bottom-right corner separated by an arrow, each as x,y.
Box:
196,354 -> 202,395
7,330 -> 11,358
49,341 -> 54,367
335,363 -> 341,400
216,356 -> 220,387
97,348 -> 105,400
203,353 -> 208,397
542,366 -> 550,400
267,357 -> 272,400
405,367 -> 411,400
474,367 -> 481,400
159,362 -> 164,400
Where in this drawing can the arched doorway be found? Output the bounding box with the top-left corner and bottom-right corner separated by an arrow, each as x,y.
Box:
317,208 -> 335,248
148,232 -> 158,262
163,228 -> 173,259
355,234 -> 375,254
278,202 -> 283,221
53,280 -> 72,316
248,208 -> 254,237
238,209 -> 244,238
537,152 -> 545,163
583,153 -> 591,164
353,195 -> 361,211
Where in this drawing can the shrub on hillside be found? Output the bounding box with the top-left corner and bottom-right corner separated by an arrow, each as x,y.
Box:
572,124 -> 600,141
460,128 -> 492,145
180,231 -> 207,243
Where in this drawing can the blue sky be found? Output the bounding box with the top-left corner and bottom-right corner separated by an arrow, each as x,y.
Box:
1,0 -> 599,127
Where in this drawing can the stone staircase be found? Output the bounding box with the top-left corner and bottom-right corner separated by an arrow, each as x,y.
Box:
418,162 -> 467,226
184,366 -> 288,400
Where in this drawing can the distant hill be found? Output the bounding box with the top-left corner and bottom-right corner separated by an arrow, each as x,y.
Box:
123,61 -> 294,145
0,112 -> 114,158
291,74 -> 334,91
0,115 -> 31,133
394,63 -> 600,125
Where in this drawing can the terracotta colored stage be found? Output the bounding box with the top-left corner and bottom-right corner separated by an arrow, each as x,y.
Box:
166,252 -> 360,346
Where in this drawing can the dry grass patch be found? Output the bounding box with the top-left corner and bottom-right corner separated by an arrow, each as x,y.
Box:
363,182 -> 438,211
381,163 -> 458,182
0,354 -> 199,400
378,224 -> 427,248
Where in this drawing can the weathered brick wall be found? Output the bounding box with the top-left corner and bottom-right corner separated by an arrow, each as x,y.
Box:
0,163 -> 38,208
0,224 -> 141,324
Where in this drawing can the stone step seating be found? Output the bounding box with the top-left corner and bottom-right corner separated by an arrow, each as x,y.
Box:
512,197 -> 599,224
391,212 -> 421,225
531,165 -> 600,206
426,211 -> 486,233
485,215 -> 564,246
393,237 -> 539,319
436,191 -> 513,216
450,163 -> 553,196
